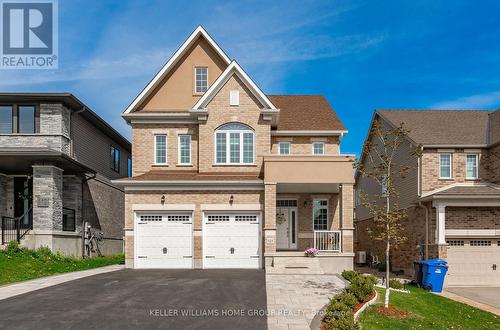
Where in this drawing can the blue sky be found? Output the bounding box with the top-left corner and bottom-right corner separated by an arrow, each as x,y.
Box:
2,0 -> 500,155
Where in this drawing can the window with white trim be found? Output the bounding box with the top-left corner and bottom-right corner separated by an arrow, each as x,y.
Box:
466,154 -> 478,179
178,135 -> 191,165
313,199 -> 328,230
312,142 -> 325,155
195,67 -> 208,93
154,135 -> 167,165
215,123 -> 254,164
439,153 -> 452,178
279,142 -> 290,155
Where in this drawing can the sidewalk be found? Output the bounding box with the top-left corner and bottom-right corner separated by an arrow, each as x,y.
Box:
440,290 -> 500,316
0,264 -> 124,301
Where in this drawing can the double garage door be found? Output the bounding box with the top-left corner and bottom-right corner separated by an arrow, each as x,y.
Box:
445,238 -> 500,286
135,212 -> 260,269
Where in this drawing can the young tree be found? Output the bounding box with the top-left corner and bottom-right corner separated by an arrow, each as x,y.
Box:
355,118 -> 421,307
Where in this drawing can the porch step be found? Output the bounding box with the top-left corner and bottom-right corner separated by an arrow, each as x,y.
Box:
267,256 -> 325,275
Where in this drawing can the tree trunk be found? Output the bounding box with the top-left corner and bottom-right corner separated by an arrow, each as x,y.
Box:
384,236 -> 390,307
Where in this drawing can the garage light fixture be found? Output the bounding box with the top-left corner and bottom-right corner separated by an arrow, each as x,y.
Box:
229,195 -> 234,205
161,195 -> 165,205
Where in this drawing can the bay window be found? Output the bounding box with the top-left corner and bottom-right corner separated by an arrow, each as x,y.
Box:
215,123 -> 254,164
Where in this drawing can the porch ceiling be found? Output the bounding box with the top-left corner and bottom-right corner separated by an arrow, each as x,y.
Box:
0,148 -> 95,175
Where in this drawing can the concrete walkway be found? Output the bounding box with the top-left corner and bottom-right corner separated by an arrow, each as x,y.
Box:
441,288 -> 500,316
266,274 -> 345,330
0,264 -> 124,301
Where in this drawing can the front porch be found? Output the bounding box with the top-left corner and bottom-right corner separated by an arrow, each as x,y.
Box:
263,154 -> 355,273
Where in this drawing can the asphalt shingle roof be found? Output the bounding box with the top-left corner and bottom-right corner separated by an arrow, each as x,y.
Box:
377,110 -> 492,146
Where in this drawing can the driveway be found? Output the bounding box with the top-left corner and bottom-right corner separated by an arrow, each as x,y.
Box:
0,269 -> 267,330
445,287 -> 500,308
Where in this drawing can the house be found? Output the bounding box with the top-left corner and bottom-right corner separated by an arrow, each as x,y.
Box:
0,93 -> 131,256
355,109 -> 500,286
114,26 -> 355,272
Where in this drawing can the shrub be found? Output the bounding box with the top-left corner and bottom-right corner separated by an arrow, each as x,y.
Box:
389,278 -> 404,289
341,270 -> 359,282
333,293 -> 359,310
346,275 -> 377,303
325,313 -> 360,330
5,241 -> 21,254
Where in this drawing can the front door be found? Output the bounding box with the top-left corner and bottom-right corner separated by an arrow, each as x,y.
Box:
14,177 -> 32,229
276,207 -> 298,250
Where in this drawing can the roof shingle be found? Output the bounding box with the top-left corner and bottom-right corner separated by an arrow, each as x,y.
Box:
268,95 -> 345,131
377,109 -> 492,146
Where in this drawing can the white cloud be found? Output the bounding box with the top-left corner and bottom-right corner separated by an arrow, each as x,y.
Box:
430,90 -> 500,109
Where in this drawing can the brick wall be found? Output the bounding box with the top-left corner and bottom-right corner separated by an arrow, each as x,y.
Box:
484,144 -> 500,183
446,207 -> 500,229
421,148 -> 487,193
131,123 -> 198,176
271,136 -> 339,155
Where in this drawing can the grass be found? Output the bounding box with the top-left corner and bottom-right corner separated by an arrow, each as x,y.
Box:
0,242 -> 124,285
358,285 -> 500,329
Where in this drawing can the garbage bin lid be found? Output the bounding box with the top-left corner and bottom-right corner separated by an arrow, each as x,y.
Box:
420,258 -> 447,266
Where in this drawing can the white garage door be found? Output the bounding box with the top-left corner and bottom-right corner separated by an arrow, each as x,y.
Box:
135,213 -> 193,269
203,213 -> 260,269
445,239 -> 500,286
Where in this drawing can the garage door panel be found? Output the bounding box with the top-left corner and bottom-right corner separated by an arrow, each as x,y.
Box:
135,213 -> 193,269
445,238 -> 500,286
204,213 -> 260,269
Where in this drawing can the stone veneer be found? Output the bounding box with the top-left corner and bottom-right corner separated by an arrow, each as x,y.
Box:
32,165 -> 63,232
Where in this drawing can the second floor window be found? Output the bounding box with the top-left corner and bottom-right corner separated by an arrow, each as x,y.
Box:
195,67 -> 208,93
439,153 -> 452,179
279,142 -> 290,155
110,146 -> 120,172
0,105 -> 13,133
155,135 -> 167,165
178,135 -> 191,165
18,105 -> 35,133
466,154 -> 478,179
215,123 -> 254,164
312,142 -> 325,155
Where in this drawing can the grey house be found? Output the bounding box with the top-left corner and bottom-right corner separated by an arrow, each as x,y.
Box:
0,93 -> 131,256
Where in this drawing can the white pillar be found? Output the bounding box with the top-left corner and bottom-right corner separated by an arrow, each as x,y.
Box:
434,203 -> 446,245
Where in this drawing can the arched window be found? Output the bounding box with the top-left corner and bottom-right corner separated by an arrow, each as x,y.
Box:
215,123 -> 254,164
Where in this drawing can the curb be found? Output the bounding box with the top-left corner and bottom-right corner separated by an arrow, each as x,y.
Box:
354,290 -> 378,319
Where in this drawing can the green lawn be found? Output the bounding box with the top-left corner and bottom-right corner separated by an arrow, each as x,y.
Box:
0,243 -> 124,285
359,285 -> 500,330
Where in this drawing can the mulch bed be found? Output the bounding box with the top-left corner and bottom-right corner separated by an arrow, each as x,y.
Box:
376,306 -> 410,319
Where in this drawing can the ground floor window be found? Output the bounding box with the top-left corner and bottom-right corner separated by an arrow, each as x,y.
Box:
313,199 -> 328,230
63,208 -> 76,231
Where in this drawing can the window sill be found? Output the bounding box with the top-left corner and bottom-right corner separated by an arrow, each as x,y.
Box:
465,177 -> 479,181
152,164 -> 169,167
438,178 -> 453,180
176,164 -> 193,167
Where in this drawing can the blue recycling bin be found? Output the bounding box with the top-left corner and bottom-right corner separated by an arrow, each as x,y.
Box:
420,259 -> 448,293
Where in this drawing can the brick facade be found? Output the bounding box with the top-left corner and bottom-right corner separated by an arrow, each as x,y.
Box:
271,136 -> 340,155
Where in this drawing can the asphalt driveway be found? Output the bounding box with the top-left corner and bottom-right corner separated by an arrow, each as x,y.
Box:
0,269 -> 267,330
446,287 -> 500,308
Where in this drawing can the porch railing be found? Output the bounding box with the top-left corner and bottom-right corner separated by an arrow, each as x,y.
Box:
314,230 -> 341,252
1,207 -> 33,245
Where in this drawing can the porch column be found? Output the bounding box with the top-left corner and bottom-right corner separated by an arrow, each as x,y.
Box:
432,202 -> 448,259
340,183 -> 354,253
0,174 -> 6,218
32,165 -> 63,249
264,182 -> 277,262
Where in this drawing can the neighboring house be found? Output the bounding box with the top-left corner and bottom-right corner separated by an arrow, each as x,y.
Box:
114,26 -> 355,272
0,93 -> 131,256
355,109 -> 500,286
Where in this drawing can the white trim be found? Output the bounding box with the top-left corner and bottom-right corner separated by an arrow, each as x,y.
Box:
177,134 -> 192,165
272,130 -> 347,136
123,26 -> 230,114
278,141 -> 291,155
446,229 -> 500,237
438,152 -> 452,179
132,204 -> 196,211
192,61 -> 278,111
201,204 -> 262,211
214,125 -> 255,165
312,142 -> 326,155
154,134 -> 168,165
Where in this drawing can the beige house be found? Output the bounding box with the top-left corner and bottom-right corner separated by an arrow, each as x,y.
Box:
114,26 -> 355,272
355,109 -> 500,286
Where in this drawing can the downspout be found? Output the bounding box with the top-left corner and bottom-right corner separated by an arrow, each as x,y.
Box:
81,173 -> 96,258
418,202 -> 429,260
